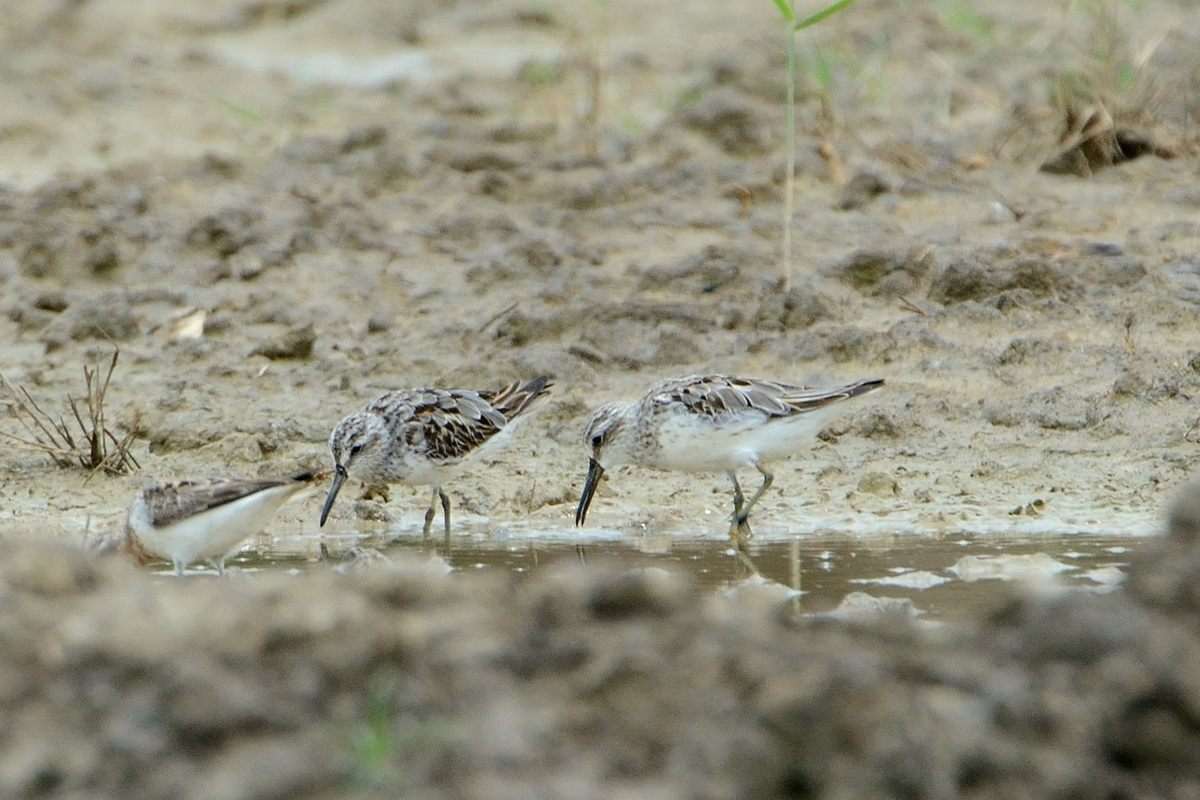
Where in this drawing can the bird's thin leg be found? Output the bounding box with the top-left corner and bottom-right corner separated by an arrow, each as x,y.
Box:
439,489 -> 452,535
733,539 -> 759,572
214,557 -> 226,577
727,471 -> 746,541
728,471 -> 745,516
735,463 -> 775,532
423,487 -> 439,537
173,560 -> 184,577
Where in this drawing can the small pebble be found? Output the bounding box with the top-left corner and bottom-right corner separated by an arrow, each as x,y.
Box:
33,291 -> 69,312
985,201 -> 1017,224
857,471 -> 900,497
837,172 -> 889,211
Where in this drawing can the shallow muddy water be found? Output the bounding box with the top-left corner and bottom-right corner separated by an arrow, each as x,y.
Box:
207,528 -> 1150,623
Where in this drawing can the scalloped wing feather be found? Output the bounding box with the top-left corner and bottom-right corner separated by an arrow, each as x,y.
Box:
651,375 -> 883,421
142,478 -> 301,528
374,380 -> 552,464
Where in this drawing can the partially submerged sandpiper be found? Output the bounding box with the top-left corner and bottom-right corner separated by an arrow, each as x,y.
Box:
126,472 -> 320,576
575,375 -> 884,540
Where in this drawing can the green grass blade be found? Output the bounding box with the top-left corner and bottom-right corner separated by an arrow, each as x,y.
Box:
772,0 -> 797,22
794,0 -> 857,30
215,96 -> 264,123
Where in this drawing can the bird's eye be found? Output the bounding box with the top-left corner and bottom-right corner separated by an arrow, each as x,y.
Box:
350,444 -> 363,457
590,435 -> 603,448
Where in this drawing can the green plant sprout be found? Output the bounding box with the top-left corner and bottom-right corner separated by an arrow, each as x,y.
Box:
350,676 -> 400,788
770,0 -> 858,291
934,0 -> 993,41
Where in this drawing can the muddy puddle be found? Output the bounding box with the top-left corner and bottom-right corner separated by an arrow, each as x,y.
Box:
193,528 -> 1149,623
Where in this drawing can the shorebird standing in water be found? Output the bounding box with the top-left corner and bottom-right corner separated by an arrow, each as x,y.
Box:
320,377 -> 552,534
575,375 -> 884,540
126,472 -> 320,575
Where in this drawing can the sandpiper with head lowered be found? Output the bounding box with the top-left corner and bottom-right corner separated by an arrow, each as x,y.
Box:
320,377 -> 552,533
126,472 -> 320,576
575,375 -> 884,540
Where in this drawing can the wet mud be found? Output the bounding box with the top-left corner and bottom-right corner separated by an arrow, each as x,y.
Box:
1,0 -> 1198,547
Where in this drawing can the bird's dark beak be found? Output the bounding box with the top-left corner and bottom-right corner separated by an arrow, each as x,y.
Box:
319,465 -> 348,527
575,457 -> 605,527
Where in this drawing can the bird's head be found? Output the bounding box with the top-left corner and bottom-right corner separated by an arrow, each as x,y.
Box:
319,412 -> 388,527
575,402 -> 632,526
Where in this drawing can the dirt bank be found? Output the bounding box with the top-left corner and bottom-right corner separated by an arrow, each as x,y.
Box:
1,492 -> 1199,798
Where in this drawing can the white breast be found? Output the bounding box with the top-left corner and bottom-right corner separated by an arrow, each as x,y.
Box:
651,407 -> 839,473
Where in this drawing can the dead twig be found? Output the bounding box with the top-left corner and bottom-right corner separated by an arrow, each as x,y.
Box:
899,295 -> 928,317
474,302 -> 519,335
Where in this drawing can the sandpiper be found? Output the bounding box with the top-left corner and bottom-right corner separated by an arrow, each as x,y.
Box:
319,377 -> 552,533
575,375 -> 884,539
126,471 -> 319,575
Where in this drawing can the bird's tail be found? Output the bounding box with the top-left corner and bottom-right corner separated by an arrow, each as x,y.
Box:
781,378 -> 885,413
843,378 -> 885,399
489,375 -> 554,419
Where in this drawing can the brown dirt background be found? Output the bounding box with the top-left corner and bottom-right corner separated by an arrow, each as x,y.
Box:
1,0 -> 1198,541
1,0 -> 1200,795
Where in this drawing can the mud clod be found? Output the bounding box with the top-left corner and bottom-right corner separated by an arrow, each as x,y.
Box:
820,326 -> 895,364
437,146 -> 522,173
824,247 -> 933,297
996,336 -> 1059,366
352,500 -> 392,523
836,171 -> 890,210
1165,260 -> 1200,306
754,283 -> 835,331
856,471 -> 900,497
639,243 -> 751,294
929,258 -> 1073,305
678,88 -> 771,155
852,410 -> 904,439
250,324 -> 317,360
186,207 -> 261,258
53,298 -> 140,342
32,291 -> 69,313
985,387 -> 1102,431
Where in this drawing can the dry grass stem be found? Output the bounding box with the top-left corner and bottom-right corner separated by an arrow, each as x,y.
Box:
899,296 -> 928,316
0,349 -> 140,477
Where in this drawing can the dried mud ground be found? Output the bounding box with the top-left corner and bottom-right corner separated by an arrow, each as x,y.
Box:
1,0 -> 1200,796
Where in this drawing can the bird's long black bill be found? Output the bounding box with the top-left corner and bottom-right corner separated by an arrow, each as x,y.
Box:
319,466 -> 347,527
575,458 -> 605,527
